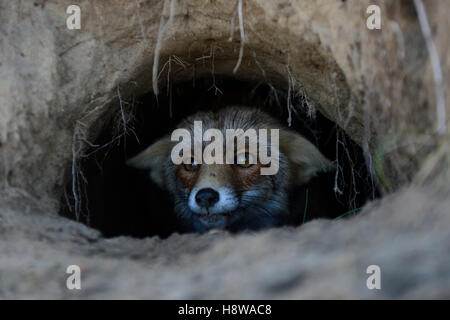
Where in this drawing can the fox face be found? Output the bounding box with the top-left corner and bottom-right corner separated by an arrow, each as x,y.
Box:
127,107 -> 333,233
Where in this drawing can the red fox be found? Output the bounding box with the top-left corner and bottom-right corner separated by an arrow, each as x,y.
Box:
127,106 -> 333,233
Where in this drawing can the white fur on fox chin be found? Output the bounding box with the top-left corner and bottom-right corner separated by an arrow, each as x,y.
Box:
188,186 -> 239,215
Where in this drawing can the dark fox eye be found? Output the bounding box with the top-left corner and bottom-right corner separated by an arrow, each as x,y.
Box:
183,158 -> 200,172
236,152 -> 255,168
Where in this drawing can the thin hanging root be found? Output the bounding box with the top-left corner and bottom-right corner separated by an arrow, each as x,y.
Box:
253,52 -> 281,107
413,0 -> 447,135
343,136 -> 359,209
152,7 -> 165,96
300,86 -> 315,118
232,0 -> 245,74
167,56 -> 173,117
208,44 -> 223,95
69,94 -> 140,222
333,127 -> 344,196
71,126 -> 83,221
152,0 -> 176,97
286,68 -> 293,127
167,55 -> 172,96
171,55 -> 188,69
117,86 -> 128,136
71,119 -> 98,222
286,55 -> 295,127
229,1 -> 238,41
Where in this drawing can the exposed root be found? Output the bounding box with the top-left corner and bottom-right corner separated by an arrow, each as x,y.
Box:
117,86 -> 129,136
414,0 -> 447,135
363,143 -> 377,200
155,47 -> 226,101
152,0 -> 176,97
171,55 -> 188,69
228,0 -> 238,41
252,52 -> 281,108
71,122 -> 87,222
69,92 -> 138,223
333,126 -> 344,196
167,56 -> 173,117
208,44 -> 223,95
298,85 -> 315,119
230,0 -> 246,74
286,64 -> 294,127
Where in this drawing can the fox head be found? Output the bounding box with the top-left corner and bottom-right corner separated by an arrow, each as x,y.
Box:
127,107 -> 333,233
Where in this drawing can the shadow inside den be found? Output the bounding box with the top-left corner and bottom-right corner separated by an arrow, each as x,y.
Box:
60,76 -> 378,238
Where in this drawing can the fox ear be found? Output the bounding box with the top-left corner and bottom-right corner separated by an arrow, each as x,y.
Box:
126,136 -> 173,187
279,130 -> 334,185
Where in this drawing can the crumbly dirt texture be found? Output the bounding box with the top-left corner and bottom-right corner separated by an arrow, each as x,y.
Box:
0,0 -> 449,298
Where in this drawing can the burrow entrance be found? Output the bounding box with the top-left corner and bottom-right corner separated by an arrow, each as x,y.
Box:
60,76 -> 379,238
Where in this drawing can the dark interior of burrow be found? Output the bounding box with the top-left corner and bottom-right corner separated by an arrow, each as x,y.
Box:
60,76 -> 379,238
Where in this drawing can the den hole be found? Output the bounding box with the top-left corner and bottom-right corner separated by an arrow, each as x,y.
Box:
60,76 -> 379,238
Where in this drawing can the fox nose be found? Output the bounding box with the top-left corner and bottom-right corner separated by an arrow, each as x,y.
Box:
195,188 -> 219,208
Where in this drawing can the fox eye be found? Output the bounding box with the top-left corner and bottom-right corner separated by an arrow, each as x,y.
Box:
183,158 -> 200,172
235,152 -> 255,168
